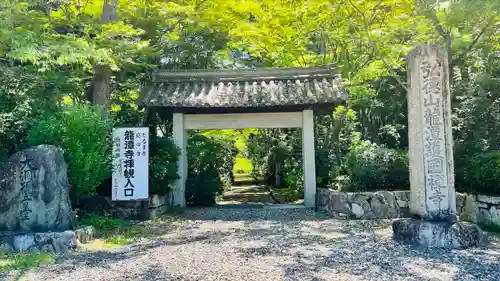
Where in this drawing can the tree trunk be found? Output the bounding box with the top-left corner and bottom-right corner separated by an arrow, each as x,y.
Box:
101,0 -> 118,23
91,65 -> 111,106
90,0 -> 118,105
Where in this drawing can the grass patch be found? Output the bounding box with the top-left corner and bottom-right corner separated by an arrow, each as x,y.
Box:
79,212 -> 178,249
0,252 -> 53,274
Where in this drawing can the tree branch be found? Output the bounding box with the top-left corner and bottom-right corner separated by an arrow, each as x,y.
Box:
429,12 -> 450,40
454,22 -> 493,65
347,0 -> 407,91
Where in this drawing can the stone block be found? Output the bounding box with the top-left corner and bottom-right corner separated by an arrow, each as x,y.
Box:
456,193 -> 465,211
371,192 -> 399,219
349,193 -> 372,204
351,203 -> 364,218
490,207 -> 500,226
0,145 -> 74,232
393,191 -> 410,202
396,200 -> 409,208
460,194 -> 477,223
362,211 -> 377,220
477,202 -> 490,209
478,208 -> 492,224
477,195 -> 500,205
148,194 -> 170,208
0,230 -> 77,253
329,192 -> 350,214
334,212 -> 349,220
393,218 -> 487,249
316,189 -> 329,207
75,226 -> 95,244
361,201 -> 371,213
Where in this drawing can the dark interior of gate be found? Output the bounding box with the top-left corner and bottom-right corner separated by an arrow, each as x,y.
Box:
138,66 -> 349,208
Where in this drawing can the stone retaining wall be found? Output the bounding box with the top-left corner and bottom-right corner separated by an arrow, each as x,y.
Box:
316,189 -> 410,219
77,193 -> 172,220
316,188 -> 500,227
471,194 -> 500,226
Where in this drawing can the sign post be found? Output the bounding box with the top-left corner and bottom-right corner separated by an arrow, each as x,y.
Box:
112,127 -> 149,201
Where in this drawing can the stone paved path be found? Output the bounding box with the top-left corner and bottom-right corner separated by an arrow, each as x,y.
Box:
218,184 -> 304,206
218,184 -> 277,206
10,208 -> 500,281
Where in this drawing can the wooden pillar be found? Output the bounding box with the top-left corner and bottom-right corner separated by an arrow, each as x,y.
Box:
302,109 -> 316,208
173,113 -> 187,207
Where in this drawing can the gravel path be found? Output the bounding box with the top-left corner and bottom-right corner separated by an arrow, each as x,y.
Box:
13,208 -> 500,281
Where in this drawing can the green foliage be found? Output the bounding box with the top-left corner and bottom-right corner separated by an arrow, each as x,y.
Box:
314,106 -> 362,188
458,151 -> 500,195
247,106 -> 361,192
186,133 -> 235,206
0,65 -> 62,165
25,104 -> 115,201
78,212 -> 157,246
149,136 -> 180,195
281,158 -> 304,202
78,212 -> 123,231
0,252 -> 54,274
344,142 -> 410,192
233,157 -> 253,175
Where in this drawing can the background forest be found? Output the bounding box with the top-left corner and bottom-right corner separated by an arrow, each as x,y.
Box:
0,0 -> 498,206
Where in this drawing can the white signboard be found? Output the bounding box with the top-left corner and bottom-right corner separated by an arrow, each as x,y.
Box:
112,127 -> 149,201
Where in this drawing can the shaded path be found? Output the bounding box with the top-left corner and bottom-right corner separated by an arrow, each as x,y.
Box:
218,185 -> 277,206
11,208 -> 500,281
218,184 -> 304,207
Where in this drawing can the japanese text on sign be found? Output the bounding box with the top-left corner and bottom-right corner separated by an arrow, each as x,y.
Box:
112,127 -> 149,201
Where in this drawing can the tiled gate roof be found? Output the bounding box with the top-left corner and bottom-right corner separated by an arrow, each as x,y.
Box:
140,66 -> 348,109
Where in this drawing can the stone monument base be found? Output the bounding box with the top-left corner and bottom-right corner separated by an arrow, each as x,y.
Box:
393,218 -> 488,249
0,227 -> 95,253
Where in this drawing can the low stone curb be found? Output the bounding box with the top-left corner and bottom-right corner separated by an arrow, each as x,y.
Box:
0,226 -> 96,253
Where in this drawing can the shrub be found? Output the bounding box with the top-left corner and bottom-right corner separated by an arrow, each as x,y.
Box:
343,142 -> 409,191
149,136 -> 180,195
78,212 -> 122,231
26,104 -> 115,202
281,157 -> 304,202
185,133 -> 235,206
458,151 -> 500,195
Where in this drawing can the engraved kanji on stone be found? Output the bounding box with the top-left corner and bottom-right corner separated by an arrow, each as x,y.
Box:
421,60 -> 442,106
427,174 -> 445,190
424,139 -> 441,158
427,125 -> 441,140
424,107 -> 443,128
427,157 -> 444,174
20,201 -> 32,220
425,106 -> 443,140
428,190 -> 446,206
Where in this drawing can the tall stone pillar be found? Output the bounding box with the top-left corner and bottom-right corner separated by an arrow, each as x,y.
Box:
392,45 -> 486,249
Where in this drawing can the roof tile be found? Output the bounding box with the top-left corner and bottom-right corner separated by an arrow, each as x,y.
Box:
140,66 -> 348,108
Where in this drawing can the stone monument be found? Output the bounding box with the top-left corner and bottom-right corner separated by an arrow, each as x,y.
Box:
0,145 -> 78,252
392,45 -> 486,249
